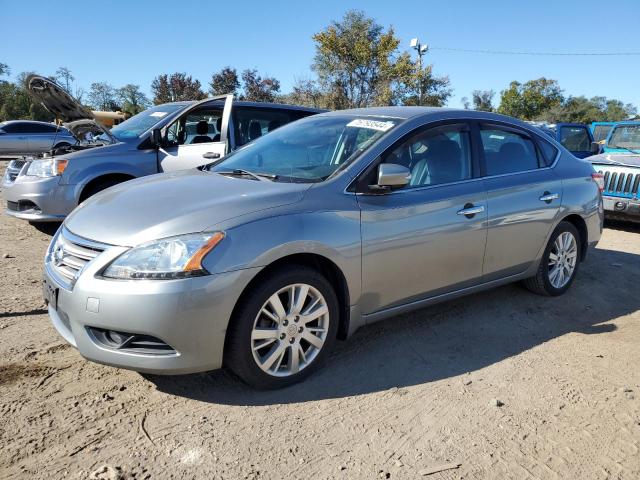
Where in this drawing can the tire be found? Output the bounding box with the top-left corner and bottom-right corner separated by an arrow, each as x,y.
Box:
523,221 -> 581,296
79,178 -> 127,203
224,265 -> 339,389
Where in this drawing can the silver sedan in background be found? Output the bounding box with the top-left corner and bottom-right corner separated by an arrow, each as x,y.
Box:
0,120 -> 76,156
43,107 -> 603,389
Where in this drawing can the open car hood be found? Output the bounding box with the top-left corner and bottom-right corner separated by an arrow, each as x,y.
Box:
26,75 -> 116,143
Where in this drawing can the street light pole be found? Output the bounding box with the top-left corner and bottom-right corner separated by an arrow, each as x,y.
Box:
410,38 -> 428,105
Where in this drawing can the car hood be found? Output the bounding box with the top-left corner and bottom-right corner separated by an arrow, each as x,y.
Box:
589,152 -> 640,168
64,169 -> 311,246
26,75 -> 116,143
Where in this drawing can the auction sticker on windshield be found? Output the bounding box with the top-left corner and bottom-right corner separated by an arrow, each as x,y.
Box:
347,119 -> 395,132
150,112 -> 168,118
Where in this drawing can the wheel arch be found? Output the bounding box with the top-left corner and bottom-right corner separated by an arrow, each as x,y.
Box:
230,253 -> 352,341
78,173 -> 136,202
559,213 -> 588,261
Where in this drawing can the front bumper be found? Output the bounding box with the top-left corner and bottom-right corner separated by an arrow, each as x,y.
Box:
2,173 -> 76,222
602,195 -> 640,222
44,236 -> 260,374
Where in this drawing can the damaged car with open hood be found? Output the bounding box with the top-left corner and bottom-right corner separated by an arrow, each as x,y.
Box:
3,75 -> 321,223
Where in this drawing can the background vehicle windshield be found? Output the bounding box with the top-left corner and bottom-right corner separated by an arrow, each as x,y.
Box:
609,124 -> 640,150
109,103 -> 186,140
211,115 -> 399,182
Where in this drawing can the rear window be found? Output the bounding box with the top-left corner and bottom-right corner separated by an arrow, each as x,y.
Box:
560,126 -> 590,152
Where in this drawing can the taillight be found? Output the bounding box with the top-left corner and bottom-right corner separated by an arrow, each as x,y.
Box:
591,172 -> 604,192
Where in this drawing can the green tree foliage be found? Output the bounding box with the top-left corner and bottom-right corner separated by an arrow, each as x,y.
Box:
209,67 -> 240,96
498,78 -> 564,119
309,10 -> 449,109
241,69 -> 280,102
88,82 -> 119,111
0,63 -> 10,77
151,73 -> 205,104
116,84 -> 150,116
54,67 -> 74,93
471,89 -> 495,112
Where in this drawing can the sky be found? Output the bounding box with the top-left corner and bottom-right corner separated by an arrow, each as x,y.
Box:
2,0 -> 639,109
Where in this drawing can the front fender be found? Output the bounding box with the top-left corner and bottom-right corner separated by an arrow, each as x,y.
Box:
201,209 -> 362,307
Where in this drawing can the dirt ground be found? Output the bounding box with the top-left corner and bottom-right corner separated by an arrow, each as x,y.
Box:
1,161 -> 639,480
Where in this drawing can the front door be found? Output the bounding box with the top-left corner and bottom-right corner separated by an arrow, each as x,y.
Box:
358,122 -> 488,314
479,123 -> 562,280
158,96 -> 232,172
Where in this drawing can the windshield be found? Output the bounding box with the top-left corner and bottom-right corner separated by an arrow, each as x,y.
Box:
109,103 -> 187,140
608,124 -> 640,150
210,115 -> 399,182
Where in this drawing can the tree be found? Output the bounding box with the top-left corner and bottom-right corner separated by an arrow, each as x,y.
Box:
241,69 -> 280,102
0,71 -> 54,122
397,62 -> 452,107
497,78 -> 564,119
88,82 -> 119,111
0,63 -> 9,77
471,89 -> 494,112
151,73 -> 205,104
282,78 -> 326,108
209,67 -> 240,96
116,84 -> 150,116
541,95 -> 637,124
312,10 -> 407,108
54,67 -> 74,93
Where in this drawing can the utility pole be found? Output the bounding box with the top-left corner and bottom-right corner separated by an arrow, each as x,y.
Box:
410,38 -> 428,105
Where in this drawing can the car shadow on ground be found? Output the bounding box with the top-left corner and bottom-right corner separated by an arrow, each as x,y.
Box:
147,244 -> 639,405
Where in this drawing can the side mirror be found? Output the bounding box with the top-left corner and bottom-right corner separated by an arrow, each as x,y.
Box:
375,163 -> 410,190
150,128 -> 163,148
590,141 -> 602,154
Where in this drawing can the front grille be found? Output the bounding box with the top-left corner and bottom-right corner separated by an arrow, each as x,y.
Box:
596,165 -> 640,199
5,159 -> 28,182
48,228 -> 107,289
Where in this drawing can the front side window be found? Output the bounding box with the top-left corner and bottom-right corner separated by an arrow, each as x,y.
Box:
380,123 -> 472,187
480,127 -> 541,176
211,115 -> 399,182
608,124 -> 640,150
166,108 -> 223,146
560,126 -> 590,152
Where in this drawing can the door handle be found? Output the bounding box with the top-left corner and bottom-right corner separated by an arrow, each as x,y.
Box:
457,204 -> 485,218
202,152 -> 221,159
539,192 -> 559,203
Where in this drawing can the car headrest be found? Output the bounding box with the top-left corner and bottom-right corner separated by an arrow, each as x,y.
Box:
196,121 -> 209,135
249,121 -> 262,141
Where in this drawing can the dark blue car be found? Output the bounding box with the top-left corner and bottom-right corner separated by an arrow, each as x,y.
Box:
535,123 -> 595,159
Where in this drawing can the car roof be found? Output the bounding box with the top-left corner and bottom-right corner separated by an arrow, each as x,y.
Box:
194,98 -> 325,113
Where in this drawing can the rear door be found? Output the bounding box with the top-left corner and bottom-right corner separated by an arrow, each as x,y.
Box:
26,123 -> 59,152
479,123 -> 562,280
158,96 -> 233,172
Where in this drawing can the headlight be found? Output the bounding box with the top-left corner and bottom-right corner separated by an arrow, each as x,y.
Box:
26,159 -> 68,177
102,232 -> 225,280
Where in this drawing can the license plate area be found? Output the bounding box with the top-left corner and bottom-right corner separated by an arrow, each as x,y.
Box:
43,277 -> 58,310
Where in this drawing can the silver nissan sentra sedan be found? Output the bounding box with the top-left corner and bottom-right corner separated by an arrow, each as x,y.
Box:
43,107 -> 603,389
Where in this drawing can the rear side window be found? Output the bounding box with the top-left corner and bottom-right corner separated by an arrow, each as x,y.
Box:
537,136 -> 559,166
560,126 -> 590,152
480,127 -> 541,176
233,108 -> 314,147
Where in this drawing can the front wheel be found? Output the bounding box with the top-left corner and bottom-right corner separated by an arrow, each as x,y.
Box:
523,221 -> 581,296
224,265 -> 339,389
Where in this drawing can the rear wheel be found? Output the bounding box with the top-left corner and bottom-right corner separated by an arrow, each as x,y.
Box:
224,265 -> 339,389
523,221 -> 581,296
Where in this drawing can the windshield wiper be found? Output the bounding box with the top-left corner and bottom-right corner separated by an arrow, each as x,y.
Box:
611,145 -> 640,154
215,168 -> 278,182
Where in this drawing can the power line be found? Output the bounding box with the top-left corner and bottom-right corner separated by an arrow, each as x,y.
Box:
429,46 -> 640,56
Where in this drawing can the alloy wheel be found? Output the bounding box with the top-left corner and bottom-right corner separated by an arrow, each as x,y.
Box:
250,283 -> 329,377
548,231 -> 578,289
